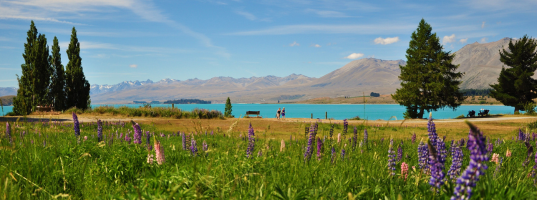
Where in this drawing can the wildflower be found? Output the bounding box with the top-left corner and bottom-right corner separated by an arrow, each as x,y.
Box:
203,140 -> 208,151
304,123 -> 316,161
132,122 -> 142,144
329,124 -> 334,139
146,131 -> 151,149
331,147 -> 336,163
125,133 -> 132,144
364,128 -> 368,146
341,149 -> 346,161
154,140 -> 165,165
257,150 -> 263,157
6,122 -> 11,144
280,139 -> 285,152
428,112 -> 438,149
190,139 -> 198,156
397,145 -> 403,161
388,139 -> 396,176
72,112 -> 80,137
448,145 -> 463,180
506,148 -> 512,157
84,136 -> 88,141
343,119 -> 348,134
418,141 -> 429,173
181,133 -> 187,150
246,123 -> 255,158
428,140 -> 445,191
352,126 -> 357,150
487,142 -> 493,153
317,137 -> 323,161
401,162 -> 409,181
490,153 -> 500,164
452,122 -> 489,200
97,119 -> 103,142
411,132 -> 416,144
147,154 -> 154,164
337,133 -> 341,143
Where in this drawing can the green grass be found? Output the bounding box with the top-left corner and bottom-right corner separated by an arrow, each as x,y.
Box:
67,105 -> 224,119
0,119 -> 536,199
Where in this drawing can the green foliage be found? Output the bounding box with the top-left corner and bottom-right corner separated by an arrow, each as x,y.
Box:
460,89 -> 493,96
455,114 -> 465,119
490,35 -> 537,112
66,105 -> 224,119
224,97 -> 232,117
1,121 -> 536,199
523,102 -> 536,115
350,116 -> 361,120
392,19 -> 464,119
65,27 -> 91,110
50,36 -> 67,111
13,21 -> 53,115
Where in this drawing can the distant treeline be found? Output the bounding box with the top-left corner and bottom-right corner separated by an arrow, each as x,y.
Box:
370,92 -> 380,97
459,89 -> 493,96
164,99 -> 211,104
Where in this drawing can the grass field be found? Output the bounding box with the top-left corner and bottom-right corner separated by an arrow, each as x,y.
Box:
1,113 -> 537,199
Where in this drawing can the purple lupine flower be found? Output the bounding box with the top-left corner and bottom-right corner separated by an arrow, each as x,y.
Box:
246,123 -> 255,158
522,141 -> 534,167
427,112 -> 438,148
329,124 -> 334,140
450,140 -> 455,156
411,132 -> 416,144
518,129 -> 525,141
181,132 -> 187,150
304,123 -> 316,161
331,147 -> 336,163
397,145 -> 403,161
97,119 -> 103,142
210,130 -> 214,135
437,139 -> 447,164
190,139 -> 198,156
487,142 -> 493,153
364,128 -> 368,146
452,122 -> 489,200
388,139 -> 396,176
203,140 -> 208,151
343,119 -> 348,135
6,122 -> 11,144
418,141 -> 429,173
448,145 -> 463,180
132,123 -> 142,144
341,149 -> 346,161
125,133 -> 132,143
146,131 -> 151,150
72,112 -> 80,137
428,140 -> 445,191
352,126 -> 357,150
317,137 -> 323,161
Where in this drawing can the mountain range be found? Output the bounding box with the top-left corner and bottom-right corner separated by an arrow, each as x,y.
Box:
1,37 -> 528,104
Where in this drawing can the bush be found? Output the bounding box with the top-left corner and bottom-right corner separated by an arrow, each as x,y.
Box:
350,116 -> 361,120
523,102 -> 536,115
455,114 -> 465,119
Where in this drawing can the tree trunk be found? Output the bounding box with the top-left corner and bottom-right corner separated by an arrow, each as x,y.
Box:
417,107 -> 424,119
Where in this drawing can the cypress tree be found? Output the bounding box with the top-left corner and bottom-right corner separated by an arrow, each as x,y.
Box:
225,97 -> 232,117
13,21 -> 52,115
50,36 -> 66,111
65,27 -> 91,110
490,35 -> 537,112
392,19 -> 464,119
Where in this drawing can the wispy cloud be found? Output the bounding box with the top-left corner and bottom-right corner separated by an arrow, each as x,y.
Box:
481,21 -> 485,28
228,24 -> 414,35
312,44 -> 321,47
289,41 -> 300,47
305,9 -> 350,18
480,37 -> 487,43
374,37 -> 399,45
442,34 -> 456,44
344,53 -> 364,59
236,11 -> 257,20
129,64 -> 137,68
460,38 -> 468,44
58,41 -> 191,54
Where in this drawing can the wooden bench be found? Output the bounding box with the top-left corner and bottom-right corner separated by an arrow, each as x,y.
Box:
246,111 -> 260,117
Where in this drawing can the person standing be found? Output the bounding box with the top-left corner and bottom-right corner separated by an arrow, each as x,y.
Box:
282,107 -> 286,119
277,108 -> 281,119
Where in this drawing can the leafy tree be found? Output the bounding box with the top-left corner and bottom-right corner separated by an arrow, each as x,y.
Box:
65,27 -> 91,110
392,19 -> 464,119
490,35 -> 537,112
50,36 -> 67,111
225,97 -> 232,117
13,21 -> 52,115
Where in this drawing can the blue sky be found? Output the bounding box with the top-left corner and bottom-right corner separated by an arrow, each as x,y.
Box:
1,0 -> 536,87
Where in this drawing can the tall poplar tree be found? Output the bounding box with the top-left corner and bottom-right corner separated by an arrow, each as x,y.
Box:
225,97 -> 232,117
65,27 -> 91,110
50,36 -> 66,111
392,19 -> 464,119
13,21 -> 52,115
490,35 -> 537,112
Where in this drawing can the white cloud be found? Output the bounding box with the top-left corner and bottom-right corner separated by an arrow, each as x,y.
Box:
312,44 -> 321,47
442,34 -> 456,44
344,53 -> 364,59
235,11 -> 256,21
129,64 -> 137,68
460,38 -> 468,44
373,37 -> 399,45
305,9 -> 350,18
480,37 -> 487,43
481,21 -> 486,28
228,24 -> 415,35
289,41 -> 300,47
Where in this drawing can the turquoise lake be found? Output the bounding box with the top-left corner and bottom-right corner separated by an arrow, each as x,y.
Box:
1,104 -> 517,120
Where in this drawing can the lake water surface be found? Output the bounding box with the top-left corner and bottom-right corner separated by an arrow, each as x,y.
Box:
0,104 -> 517,120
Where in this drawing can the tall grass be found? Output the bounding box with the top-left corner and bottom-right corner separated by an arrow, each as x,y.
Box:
0,120 -> 536,199
66,105 -> 224,119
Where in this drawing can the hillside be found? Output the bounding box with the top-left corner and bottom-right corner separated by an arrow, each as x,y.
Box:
0,95 -> 15,106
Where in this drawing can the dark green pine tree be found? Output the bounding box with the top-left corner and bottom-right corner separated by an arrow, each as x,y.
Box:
392,19 -> 464,119
50,36 -> 66,111
65,27 -> 91,110
13,21 -> 52,115
225,97 -> 232,117
490,35 -> 537,112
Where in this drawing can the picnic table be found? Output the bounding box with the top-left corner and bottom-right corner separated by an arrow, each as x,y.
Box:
246,111 -> 260,118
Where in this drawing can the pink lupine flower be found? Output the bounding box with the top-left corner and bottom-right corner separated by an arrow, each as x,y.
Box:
401,162 -> 409,181
337,133 -> 341,143
147,154 -> 154,164
154,140 -> 165,165
491,153 -> 500,164
506,148 -> 512,157
84,136 -> 88,141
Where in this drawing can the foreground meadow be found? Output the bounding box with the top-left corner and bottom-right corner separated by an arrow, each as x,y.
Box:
1,114 -> 537,199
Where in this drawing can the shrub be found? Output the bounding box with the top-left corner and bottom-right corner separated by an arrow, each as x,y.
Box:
455,114 -> 465,119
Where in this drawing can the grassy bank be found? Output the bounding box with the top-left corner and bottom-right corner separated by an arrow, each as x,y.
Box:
67,105 -> 224,119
